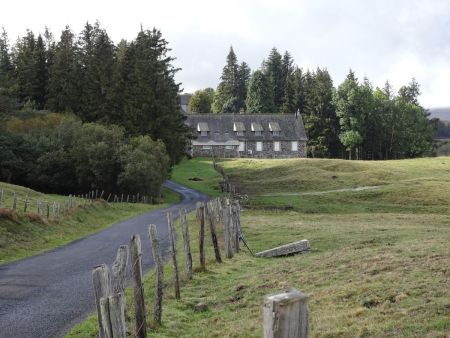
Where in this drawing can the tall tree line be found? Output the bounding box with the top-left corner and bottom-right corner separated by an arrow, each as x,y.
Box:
201,47 -> 436,159
0,23 -> 189,164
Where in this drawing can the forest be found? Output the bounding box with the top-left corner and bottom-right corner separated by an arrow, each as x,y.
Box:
189,47 -> 438,159
0,23 -> 190,196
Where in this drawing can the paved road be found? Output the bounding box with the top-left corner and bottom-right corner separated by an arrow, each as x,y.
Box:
0,181 -> 208,338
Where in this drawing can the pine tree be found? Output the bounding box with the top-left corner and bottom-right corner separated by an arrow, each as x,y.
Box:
47,26 -> 81,112
236,61 -> 251,111
0,28 -> 16,114
212,47 -> 240,113
121,28 -> 189,164
263,48 -> 283,112
246,70 -> 275,113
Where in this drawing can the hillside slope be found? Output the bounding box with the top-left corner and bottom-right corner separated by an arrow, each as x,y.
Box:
0,182 -> 179,264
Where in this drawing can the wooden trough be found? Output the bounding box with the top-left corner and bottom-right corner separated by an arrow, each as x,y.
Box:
256,239 -> 310,258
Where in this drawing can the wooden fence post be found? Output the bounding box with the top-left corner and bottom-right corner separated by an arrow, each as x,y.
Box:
112,245 -> 128,294
92,264 -> 111,338
130,235 -> 146,338
223,205 -> 234,258
263,289 -> 309,338
0,188 -> 3,207
12,192 -> 17,210
167,212 -> 181,299
148,224 -> 164,326
24,195 -> 29,213
46,203 -> 50,219
180,208 -> 193,280
107,193 -> 111,202
199,203 -> 206,271
108,293 -> 126,338
232,203 -> 240,252
206,202 -> 222,263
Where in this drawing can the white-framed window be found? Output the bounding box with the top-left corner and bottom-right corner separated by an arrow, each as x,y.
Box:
274,141 -> 280,152
225,145 -> 233,150
200,131 -> 208,137
202,145 -> 212,150
239,141 -> 245,152
255,131 -> 262,136
256,141 -> 263,151
272,131 -> 280,137
236,131 -> 244,136
291,141 -> 298,151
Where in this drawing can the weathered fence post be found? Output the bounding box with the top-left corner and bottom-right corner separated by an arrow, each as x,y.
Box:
108,293 -> 126,338
0,188 -> 3,207
24,195 -> 29,213
207,202 -> 222,263
12,192 -> 17,210
223,204 -> 234,258
100,190 -> 104,200
130,235 -> 146,338
180,208 -> 193,280
231,202 -> 241,252
107,193 -> 112,203
92,264 -> 111,338
199,203 -> 206,271
148,224 -> 164,326
263,289 -> 309,338
112,245 -> 128,294
167,212 -> 181,299
46,203 -> 50,219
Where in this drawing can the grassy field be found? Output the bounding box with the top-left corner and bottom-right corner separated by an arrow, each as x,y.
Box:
0,182 -> 179,264
170,157 -> 223,197
68,157 -> 450,337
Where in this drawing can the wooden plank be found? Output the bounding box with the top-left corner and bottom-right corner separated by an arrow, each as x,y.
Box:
256,240 -> 310,258
148,224 -> 164,326
263,289 -> 309,338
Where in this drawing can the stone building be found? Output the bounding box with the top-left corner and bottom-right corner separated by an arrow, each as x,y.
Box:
185,112 -> 307,158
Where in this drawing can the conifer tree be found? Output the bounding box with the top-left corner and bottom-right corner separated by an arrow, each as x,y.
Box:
246,70 -> 275,113
212,47 -> 239,113
263,48 -> 283,112
236,61 -> 251,111
47,26 -> 81,112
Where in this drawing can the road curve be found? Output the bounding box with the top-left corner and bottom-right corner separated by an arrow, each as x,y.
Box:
0,181 -> 209,338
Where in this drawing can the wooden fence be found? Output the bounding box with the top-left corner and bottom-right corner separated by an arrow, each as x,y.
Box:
0,188 -> 154,221
91,195 -> 310,337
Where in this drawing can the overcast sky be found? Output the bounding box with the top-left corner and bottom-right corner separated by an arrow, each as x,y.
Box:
2,0 -> 450,108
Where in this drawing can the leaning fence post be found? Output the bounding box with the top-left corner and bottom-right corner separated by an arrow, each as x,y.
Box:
92,264 -> 111,338
112,245 -> 128,295
148,224 -> 164,326
207,202 -> 222,263
263,289 -> 309,338
199,203 -> 206,271
0,188 -> 3,207
130,235 -> 146,338
167,212 -> 181,299
180,208 -> 193,280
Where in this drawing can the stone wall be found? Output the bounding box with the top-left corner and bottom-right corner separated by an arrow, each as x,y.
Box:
191,140 -> 306,158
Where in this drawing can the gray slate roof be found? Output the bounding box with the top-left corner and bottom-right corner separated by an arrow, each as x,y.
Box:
185,113 -> 307,144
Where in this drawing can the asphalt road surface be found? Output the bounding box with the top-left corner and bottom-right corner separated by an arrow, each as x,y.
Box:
0,181 -> 209,338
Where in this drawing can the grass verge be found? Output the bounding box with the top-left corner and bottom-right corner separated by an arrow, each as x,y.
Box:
0,184 -> 179,264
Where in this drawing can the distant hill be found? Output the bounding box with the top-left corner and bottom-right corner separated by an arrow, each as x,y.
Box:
428,107 -> 450,122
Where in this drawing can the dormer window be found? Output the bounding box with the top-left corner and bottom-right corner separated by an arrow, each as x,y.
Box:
251,122 -> 263,136
233,122 -> 245,136
269,122 -> 281,136
197,122 -> 209,137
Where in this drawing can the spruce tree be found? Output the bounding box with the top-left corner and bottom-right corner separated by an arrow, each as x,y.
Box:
0,28 -> 16,114
245,70 -> 275,113
212,46 -> 240,113
47,26 -> 81,112
263,48 -> 283,112
236,61 -> 251,111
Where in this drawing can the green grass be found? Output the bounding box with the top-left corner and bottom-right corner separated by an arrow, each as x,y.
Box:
68,157 -> 450,337
170,157 -> 223,196
0,183 -> 180,264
